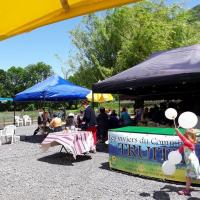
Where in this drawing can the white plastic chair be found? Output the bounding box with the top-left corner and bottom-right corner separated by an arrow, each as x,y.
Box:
1,125 -> 16,144
0,129 -> 3,145
23,115 -> 32,126
15,116 -> 23,126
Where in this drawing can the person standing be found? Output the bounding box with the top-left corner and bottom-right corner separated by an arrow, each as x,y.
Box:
175,128 -> 200,196
97,107 -> 109,142
82,100 -> 97,147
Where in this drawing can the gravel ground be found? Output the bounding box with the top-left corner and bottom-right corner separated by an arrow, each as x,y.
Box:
0,125 -> 199,200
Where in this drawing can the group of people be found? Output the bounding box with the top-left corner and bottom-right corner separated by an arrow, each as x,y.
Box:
34,103 -> 160,144
32,101 -> 98,146
32,102 -> 200,196
33,101 -> 125,145
33,108 -> 62,135
133,100 -> 200,127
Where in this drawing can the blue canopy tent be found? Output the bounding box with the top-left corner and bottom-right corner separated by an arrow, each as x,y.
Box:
14,75 -> 91,102
13,75 -> 91,126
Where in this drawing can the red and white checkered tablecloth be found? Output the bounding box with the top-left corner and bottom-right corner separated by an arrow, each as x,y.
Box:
41,130 -> 95,159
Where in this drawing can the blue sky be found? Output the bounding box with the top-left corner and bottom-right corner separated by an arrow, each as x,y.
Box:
0,0 -> 199,77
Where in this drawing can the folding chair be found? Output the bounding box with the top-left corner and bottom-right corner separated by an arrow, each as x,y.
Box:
23,115 -> 32,126
1,125 -> 16,144
15,116 -> 23,126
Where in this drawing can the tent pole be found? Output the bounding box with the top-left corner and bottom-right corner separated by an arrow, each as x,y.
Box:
92,90 -> 94,109
13,101 -> 16,125
118,95 -> 120,117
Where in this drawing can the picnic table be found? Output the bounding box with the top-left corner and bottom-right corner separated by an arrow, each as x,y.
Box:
41,130 -> 95,159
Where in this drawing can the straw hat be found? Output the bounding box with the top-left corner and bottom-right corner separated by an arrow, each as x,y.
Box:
68,113 -> 75,117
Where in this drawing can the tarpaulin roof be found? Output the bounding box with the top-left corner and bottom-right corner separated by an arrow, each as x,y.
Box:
0,0 -> 140,41
93,44 -> 200,100
14,75 -> 90,102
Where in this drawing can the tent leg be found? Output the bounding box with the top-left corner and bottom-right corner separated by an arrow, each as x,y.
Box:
118,95 -> 120,117
92,90 -> 94,109
13,101 -> 16,125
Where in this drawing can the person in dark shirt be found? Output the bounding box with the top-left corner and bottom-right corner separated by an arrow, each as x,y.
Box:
97,107 -> 109,142
82,100 -> 97,147
76,110 -> 84,128
33,108 -> 45,135
82,101 -> 96,128
109,110 -> 120,129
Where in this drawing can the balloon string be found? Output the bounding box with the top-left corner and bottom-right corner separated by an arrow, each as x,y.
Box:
173,119 -> 177,128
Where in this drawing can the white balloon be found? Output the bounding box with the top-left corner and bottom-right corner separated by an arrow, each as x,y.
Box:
168,150 -> 182,165
162,161 -> 176,175
178,111 -> 198,129
165,108 -> 177,120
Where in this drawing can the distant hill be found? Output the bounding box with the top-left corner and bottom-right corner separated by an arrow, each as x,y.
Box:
190,4 -> 200,21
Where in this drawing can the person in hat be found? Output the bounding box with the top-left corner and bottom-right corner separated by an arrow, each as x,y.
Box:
49,113 -> 62,132
175,128 -> 200,196
65,113 -> 76,129
82,100 -> 97,147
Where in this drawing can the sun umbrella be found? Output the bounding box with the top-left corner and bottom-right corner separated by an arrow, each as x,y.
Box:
86,92 -> 113,103
0,0 -> 140,41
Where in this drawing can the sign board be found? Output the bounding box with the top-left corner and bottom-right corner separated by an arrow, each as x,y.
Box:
109,131 -> 200,184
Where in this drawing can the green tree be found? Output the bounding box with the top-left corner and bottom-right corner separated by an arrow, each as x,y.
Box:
67,0 -> 200,88
5,62 -> 53,97
3,62 -> 53,111
189,5 -> 200,22
6,66 -> 26,97
25,62 -> 54,88
0,69 -> 6,96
